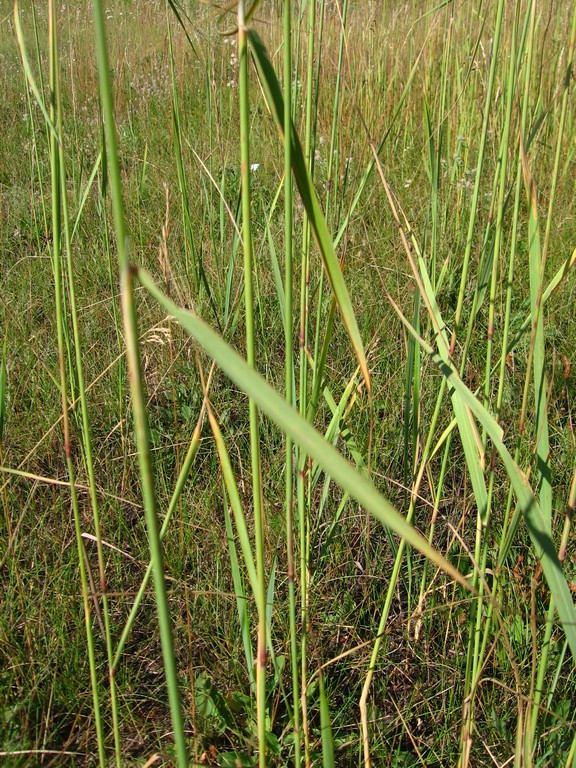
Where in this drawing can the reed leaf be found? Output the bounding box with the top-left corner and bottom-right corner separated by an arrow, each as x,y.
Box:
247,29 -> 371,393
393,304 -> 576,664
136,267 -> 471,590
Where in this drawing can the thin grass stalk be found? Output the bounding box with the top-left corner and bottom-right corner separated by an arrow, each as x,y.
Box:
49,11 -> 122,761
360,377 -> 447,768
494,1 -> 535,560
311,0 -> 325,165
45,1 -> 106,763
27,3 -> 50,243
309,0 -> 348,426
318,670 -> 334,768
282,0 -> 301,763
527,2 -> 576,742
167,19 -> 199,294
479,1 -> 539,748
326,0 -> 348,224
91,1 -> 188,764
402,291 -> 420,509
462,6 -> 518,747
496,0 -> 541,560
99,148 -> 128,486
113,399 -> 208,668
431,2 -> 453,289
449,0 -> 506,357
237,2 -> 267,764
297,1 -> 317,759
413,376 -> 447,631
223,482 -> 256,688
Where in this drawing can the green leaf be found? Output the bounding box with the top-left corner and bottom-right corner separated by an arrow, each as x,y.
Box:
395,306 -> 576,664
219,752 -> 256,768
522,148 -> 551,524
136,267 -> 470,591
247,29 -> 371,394
418,256 -> 489,524
319,672 -> 335,768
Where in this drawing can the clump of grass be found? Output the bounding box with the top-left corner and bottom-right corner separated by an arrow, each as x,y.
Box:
1,1 -> 576,766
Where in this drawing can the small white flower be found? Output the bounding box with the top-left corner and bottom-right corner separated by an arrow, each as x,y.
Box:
250,163 -> 260,172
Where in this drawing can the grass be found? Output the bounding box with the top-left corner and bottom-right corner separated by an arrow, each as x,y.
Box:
1,0 -> 576,766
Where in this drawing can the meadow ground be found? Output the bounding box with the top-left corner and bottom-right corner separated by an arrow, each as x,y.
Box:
1,0 -> 576,765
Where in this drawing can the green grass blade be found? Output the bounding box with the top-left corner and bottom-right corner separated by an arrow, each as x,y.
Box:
394,304 -> 576,664
247,29 -> 370,393
521,143 -> 551,521
207,405 -> 258,597
223,485 -> 256,690
13,2 -> 59,143
136,267 -> 470,590
319,672 -> 335,768
70,151 -> 102,243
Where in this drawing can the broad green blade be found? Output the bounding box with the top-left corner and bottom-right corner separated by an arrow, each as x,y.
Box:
247,29 -> 371,394
137,267 -> 469,590
418,257 -> 488,524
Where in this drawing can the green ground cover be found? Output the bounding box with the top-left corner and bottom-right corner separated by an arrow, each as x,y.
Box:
1,0 -> 576,765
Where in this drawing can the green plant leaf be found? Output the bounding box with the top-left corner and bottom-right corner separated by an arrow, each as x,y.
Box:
418,256 -> 489,524
247,29 -> 371,394
394,304 -> 576,664
319,672 -> 335,768
522,142 -> 551,523
136,267 -> 471,591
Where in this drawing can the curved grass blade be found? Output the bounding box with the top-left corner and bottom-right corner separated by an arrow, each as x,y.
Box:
392,303 -> 576,664
206,404 -> 258,597
247,29 -> 371,393
223,484 -> 255,690
136,267 -> 470,591
71,151 -> 102,243
13,1 -> 59,143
